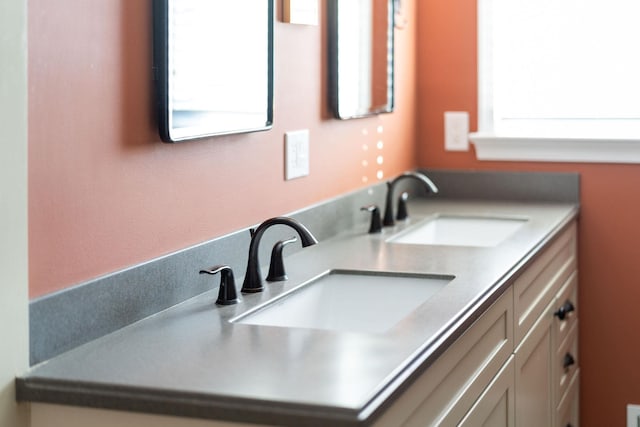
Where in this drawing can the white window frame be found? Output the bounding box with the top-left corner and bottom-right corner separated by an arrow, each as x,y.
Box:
470,0 -> 640,164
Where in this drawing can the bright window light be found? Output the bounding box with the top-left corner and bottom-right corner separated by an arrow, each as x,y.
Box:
478,0 -> 640,139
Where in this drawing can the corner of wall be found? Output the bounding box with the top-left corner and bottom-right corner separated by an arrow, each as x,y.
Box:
0,0 -> 30,426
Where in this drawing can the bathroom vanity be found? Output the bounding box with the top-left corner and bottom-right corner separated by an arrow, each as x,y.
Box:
18,171 -> 580,427
374,221 -> 579,427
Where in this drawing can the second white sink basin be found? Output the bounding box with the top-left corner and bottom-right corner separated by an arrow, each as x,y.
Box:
233,270 -> 453,334
389,215 -> 528,247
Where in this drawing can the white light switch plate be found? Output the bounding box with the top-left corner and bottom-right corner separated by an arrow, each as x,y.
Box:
444,111 -> 469,151
285,129 -> 310,180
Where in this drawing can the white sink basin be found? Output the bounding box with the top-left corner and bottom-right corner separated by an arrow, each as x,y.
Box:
233,270 -> 453,334
389,215 -> 528,247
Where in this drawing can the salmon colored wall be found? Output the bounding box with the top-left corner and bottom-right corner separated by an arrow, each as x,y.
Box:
28,0 -> 418,298
416,1 -> 640,426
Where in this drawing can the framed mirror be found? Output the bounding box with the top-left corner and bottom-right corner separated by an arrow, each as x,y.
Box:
328,0 -> 395,120
153,1 -> 274,142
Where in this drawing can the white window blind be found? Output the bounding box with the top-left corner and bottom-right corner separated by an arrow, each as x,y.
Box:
471,0 -> 640,163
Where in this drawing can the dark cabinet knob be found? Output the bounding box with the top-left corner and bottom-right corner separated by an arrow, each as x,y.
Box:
563,352 -> 576,370
554,300 -> 575,320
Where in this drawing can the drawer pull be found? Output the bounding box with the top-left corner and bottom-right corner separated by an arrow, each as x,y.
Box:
563,353 -> 576,370
554,301 -> 575,320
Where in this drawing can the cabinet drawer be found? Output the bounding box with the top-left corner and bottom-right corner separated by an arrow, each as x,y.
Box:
374,288 -> 513,427
555,321 -> 579,405
514,224 -> 577,346
556,368 -> 580,427
553,272 -> 578,352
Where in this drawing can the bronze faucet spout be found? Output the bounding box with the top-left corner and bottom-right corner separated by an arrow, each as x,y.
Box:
241,217 -> 318,293
383,172 -> 438,226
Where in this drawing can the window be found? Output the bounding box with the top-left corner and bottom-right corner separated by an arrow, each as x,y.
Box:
470,0 -> 640,163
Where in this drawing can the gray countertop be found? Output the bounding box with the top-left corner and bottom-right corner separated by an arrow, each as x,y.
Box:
18,199 -> 579,426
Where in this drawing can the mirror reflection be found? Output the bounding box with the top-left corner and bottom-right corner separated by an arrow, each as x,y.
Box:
329,0 -> 394,119
154,0 -> 273,142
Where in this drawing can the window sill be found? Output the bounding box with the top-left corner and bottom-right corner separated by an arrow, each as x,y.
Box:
469,133 -> 640,164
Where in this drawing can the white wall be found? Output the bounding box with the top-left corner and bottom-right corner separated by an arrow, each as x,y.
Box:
0,0 -> 30,426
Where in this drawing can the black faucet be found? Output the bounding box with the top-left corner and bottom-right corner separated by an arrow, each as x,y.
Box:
241,217 -> 318,293
383,172 -> 438,226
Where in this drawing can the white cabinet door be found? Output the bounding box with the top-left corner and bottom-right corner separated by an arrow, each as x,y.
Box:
556,371 -> 579,427
513,223 -> 579,427
514,303 -> 553,427
374,288 -> 513,427
458,356 -> 515,427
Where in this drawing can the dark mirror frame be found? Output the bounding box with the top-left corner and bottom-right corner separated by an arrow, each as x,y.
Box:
328,0 -> 395,120
153,0 -> 274,143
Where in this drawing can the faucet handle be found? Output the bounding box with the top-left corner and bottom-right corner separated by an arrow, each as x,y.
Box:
396,192 -> 409,221
361,205 -> 382,233
266,237 -> 298,282
199,265 -> 240,305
